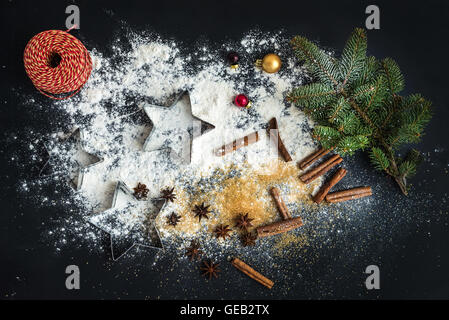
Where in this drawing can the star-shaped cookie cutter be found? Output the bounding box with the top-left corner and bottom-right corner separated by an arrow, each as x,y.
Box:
40,128 -> 103,190
142,91 -> 215,163
87,181 -> 165,261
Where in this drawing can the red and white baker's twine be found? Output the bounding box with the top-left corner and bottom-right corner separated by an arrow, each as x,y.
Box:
23,27 -> 92,100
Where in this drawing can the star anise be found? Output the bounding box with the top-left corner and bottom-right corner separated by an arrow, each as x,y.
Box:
133,182 -> 149,199
200,260 -> 220,280
193,202 -> 211,222
161,187 -> 176,202
214,224 -> 232,240
166,212 -> 181,227
241,231 -> 257,247
185,241 -> 202,261
235,213 -> 254,231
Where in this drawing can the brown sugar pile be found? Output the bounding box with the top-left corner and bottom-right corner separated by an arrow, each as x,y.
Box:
211,160 -> 318,230
156,159 -> 321,239
273,232 -> 310,256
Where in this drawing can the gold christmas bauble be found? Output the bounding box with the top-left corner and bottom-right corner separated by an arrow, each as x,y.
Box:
260,53 -> 282,73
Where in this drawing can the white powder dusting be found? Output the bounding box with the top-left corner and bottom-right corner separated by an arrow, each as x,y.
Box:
23,30 -> 320,258
9,29 -> 446,299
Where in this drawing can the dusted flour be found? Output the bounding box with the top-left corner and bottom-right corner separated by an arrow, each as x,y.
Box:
21,29 -> 320,259
11,27 -> 446,299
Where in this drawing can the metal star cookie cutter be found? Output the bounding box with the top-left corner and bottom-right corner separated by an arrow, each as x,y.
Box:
142,90 -> 215,163
40,128 -> 103,191
87,180 -> 165,261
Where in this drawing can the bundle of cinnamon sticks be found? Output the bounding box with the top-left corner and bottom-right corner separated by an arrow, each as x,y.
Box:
299,151 -> 342,184
298,147 -> 373,204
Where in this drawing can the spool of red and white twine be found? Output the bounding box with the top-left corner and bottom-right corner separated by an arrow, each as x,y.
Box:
23,27 -> 92,100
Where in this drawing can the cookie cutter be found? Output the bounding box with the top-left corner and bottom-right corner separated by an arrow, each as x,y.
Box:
142,90 -> 215,163
39,127 -> 103,191
87,180 -> 166,261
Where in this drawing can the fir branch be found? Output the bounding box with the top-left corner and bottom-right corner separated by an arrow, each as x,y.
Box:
369,147 -> 390,172
387,95 -> 432,146
397,149 -> 423,180
352,56 -> 379,89
313,125 -> 342,150
345,94 -> 377,130
339,28 -> 367,87
379,96 -> 402,130
336,135 -> 369,155
327,97 -> 350,124
289,28 -> 433,195
290,36 -> 340,86
354,76 -> 386,114
398,160 -> 417,178
381,58 -> 404,96
339,113 -> 360,135
287,83 -> 335,108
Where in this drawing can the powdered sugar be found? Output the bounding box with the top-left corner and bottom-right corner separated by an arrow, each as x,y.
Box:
8,26 -> 447,299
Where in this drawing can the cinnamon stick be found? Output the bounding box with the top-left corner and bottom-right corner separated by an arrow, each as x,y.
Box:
326,186 -> 372,203
231,257 -> 274,289
267,117 -> 292,162
298,147 -> 330,170
270,187 -> 291,220
256,216 -> 303,238
308,158 -> 343,183
299,154 -> 342,184
313,168 -> 347,204
215,131 -> 260,156
326,192 -> 372,203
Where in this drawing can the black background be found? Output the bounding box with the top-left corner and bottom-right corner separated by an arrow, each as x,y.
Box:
1,0 -> 449,301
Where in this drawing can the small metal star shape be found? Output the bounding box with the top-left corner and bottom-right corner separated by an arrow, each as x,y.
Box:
41,128 -> 103,190
87,181 -> 164,260
142,91 -> 215,163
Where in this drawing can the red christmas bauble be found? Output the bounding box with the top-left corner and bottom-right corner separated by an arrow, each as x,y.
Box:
234,94 -> 249,107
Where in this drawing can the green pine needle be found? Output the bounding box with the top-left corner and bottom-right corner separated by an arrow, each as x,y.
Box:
290,36 -> 340,86
398,161 -> 417,177
287,83 -> 335,108
369,147 -> 390,171
381,58 -> 404,95
289,28 -> 433,195
339,28 -> 368,87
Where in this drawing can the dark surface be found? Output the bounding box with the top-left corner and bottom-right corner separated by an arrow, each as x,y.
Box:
1,0 -> 449,300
